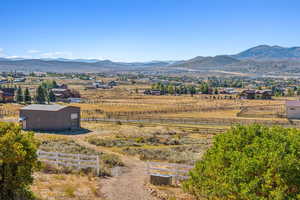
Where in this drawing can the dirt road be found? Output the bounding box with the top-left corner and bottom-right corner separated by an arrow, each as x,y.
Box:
74,137 -> 156,200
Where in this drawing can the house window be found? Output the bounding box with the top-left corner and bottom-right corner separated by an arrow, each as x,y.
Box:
289,108 -> 296,110
71,113 -> 78,120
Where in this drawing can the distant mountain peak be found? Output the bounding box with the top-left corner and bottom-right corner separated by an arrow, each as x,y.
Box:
233,45 -> 300,60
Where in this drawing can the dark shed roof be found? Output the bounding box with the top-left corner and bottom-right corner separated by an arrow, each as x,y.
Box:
21,104 -> 67,111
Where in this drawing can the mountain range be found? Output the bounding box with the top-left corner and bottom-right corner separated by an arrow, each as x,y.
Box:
1,45 -> 300,74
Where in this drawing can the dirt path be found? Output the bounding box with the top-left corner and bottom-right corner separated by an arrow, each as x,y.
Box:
73,137 -> 156,200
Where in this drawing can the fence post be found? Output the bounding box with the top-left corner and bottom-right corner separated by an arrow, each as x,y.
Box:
55,152 -> 59,166
77,154 -> 81,170
96,155 -> 99,176
147,161 -> 150,175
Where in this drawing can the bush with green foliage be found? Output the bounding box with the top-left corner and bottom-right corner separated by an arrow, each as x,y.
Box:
183,124 -> 300,200
0,122 -> 39,200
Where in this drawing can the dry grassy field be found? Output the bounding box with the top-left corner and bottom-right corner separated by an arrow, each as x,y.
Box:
2,78 -> 298,199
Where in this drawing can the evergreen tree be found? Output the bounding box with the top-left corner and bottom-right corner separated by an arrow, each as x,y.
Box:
189,86 -> 196,97
287,88 -> 294,97
214,88 -> 219,95
167,84 -> 174,95
36,85 -> 46,104
48,89 -> 56,102
51,80 -> 58,88
297,87 -> 300,96
16,87 -> 23,103
24,88 -> 32,104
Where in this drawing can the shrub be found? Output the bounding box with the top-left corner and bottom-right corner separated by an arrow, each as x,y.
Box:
0,122 -> 39,200
183,124 -> 300,200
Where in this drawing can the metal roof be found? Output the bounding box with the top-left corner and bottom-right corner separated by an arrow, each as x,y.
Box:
286,100 -> 300,107
51,88 -> 68,92
21,104 -> 67,111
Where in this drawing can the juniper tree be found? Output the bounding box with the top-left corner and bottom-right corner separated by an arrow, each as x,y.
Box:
36,85 -> 46,104
48,89 -> 56,102
0,122 -> 39,200
16,87 -> 23,103
184,124 -> 300,200
24,87 -> 31,104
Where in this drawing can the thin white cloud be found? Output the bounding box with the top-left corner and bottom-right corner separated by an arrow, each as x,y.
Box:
27,49 -> 40,54
5,55 -> 32,59
40,51 -> 73,58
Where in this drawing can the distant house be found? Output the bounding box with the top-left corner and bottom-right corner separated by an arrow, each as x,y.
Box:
286,101 -> 300,119
92,81 -> 112,89
240,89 -> 272,100
19,104 -> 80,131
219,88 -> 238,94
51,88 -> 80,101
240,89 -> 256,99
92,81 -> 104,88
67,98 -> 83,103
144,89 -> 162,95
107,81 -> 117,87
0,88 -> 15,102
57,84 -> 68,89
51,88 -> 72,100
255,90 -> 272,99
85,85 -> 97,90
14,78 -> 26,83
0,79 -> 8,84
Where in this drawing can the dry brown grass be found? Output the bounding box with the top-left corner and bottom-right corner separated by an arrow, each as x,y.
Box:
32,172 -> 102,200
7,79 -> 291,124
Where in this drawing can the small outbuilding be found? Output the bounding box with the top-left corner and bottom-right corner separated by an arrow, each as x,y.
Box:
286,100 -> 300,119
19,104 -> 80,131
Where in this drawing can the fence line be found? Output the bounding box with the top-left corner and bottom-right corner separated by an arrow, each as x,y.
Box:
37,150 -> 100,175
81,116 -> 299,128
147,161 -> 193,185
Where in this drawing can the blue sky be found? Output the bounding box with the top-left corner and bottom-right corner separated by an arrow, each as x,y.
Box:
1,0 -> 300,61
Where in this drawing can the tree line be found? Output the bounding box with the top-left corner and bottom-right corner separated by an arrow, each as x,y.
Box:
35,80 -> 58,104
149,82 -> 220,95
150,82 -> 197,96
15,80 -> 58,104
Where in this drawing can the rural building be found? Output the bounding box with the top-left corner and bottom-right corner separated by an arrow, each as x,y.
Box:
255,90 -> 272,99
57,84 -> 68,89
219,88 -> 238,94
85,85 -> 97,90
19,104 -> 80,131
144,89 -> 162,95
0,88 -> 15,102
92,81 -> 112,89
51,88 -> 72,99
67,97 -> 83,103
240,89 -> 272,100
51,88 -> 80,101
286,101 -> 300,119
14,78 -> 26,83
108,80 -> 117,87
240,90 -> 256,99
